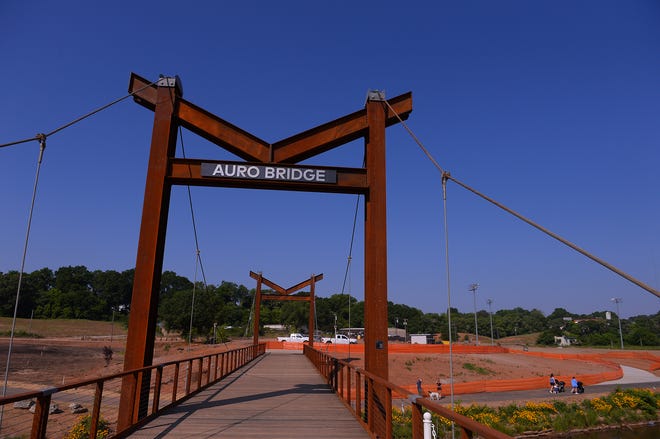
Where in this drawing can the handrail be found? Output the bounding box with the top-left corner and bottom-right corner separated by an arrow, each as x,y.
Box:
0,343 -> 266,438
304,344 -> 511,439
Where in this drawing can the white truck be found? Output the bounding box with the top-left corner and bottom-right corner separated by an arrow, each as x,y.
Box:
276,333 -> 309,343
321,334 -> 358,344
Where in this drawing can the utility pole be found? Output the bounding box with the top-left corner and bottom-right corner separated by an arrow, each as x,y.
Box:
487,298 -> 494,346
469,283 -> 479,345
611,298 -> 624,349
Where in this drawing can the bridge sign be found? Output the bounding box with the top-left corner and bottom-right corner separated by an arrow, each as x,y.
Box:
201,161 -> 337,184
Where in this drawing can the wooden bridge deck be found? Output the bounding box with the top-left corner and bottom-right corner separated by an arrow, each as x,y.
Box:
128,350 -> 370,438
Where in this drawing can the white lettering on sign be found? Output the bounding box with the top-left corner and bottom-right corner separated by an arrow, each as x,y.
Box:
202,162 -> 337,184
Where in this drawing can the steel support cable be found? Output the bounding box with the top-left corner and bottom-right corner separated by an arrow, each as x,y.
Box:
340,194 -> 361,296
441,175 -> 457,439
171,99 -> 214,349
188,250 -> 200,351
178,133 -> 209,288
169,78 -> 208,289
177,128 -> 210,350
383,99 -> 454,435
340,193 -> 361,359
382,100 -> 660,299
1,138 -> 46,431
447,175 -> 660,299
0,80 -> 158,149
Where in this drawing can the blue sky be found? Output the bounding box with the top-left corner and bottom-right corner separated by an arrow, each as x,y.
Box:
1,1 -> 658,318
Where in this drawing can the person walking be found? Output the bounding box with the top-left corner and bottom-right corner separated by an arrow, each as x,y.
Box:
416,377 -> 423,396
549,373 -> 557,393
571,376 -> 578,394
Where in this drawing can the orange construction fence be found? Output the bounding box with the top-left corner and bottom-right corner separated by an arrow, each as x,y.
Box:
267,342 -> 660,395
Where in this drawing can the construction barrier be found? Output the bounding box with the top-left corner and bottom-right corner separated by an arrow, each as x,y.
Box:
268,341 -> 660,394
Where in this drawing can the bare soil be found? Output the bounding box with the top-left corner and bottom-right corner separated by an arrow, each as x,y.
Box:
0,320 -> 657,399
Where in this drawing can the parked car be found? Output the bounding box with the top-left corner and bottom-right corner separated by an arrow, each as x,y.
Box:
321,334 -> 358,344
276,333 -> 309,343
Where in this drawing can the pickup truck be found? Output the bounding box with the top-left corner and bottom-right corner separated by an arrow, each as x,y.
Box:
321,334 -> 358,344
276,333 -> 309,343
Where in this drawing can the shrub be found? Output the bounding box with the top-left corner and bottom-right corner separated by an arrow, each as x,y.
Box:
64,415 -> 111,439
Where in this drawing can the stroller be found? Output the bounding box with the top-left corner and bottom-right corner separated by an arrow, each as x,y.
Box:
576,381 -> 585,394
552,380 -> 565,393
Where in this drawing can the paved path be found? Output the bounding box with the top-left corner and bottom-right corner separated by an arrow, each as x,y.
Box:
443,366 -> 660,405
599,365 -> 659,384
128,350 -> 369,438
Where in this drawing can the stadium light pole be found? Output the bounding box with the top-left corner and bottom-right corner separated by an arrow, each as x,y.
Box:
487,298 -> 494,346
611,298 -> 624,349
469,283 -> 479,345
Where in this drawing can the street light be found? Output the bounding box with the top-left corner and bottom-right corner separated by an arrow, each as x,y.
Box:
333,313 -> 338,339
487,298 -> 494,346
469,283 -> 479,345
611,298 -> 624,349
403,318 -> 408,343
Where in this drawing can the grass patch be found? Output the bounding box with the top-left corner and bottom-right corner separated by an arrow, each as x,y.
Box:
462,362 -> 494,375
0,317 -> 127,338
0,329 -> 42,338
393,388 -> 660,437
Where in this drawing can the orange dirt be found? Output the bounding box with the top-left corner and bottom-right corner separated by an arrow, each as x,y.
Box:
1,338 -> 657,396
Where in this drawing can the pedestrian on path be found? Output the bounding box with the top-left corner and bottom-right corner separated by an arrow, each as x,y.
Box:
417,377 -> 423,396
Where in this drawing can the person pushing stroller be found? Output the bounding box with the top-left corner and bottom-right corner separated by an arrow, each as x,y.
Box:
549,373 -> 565,393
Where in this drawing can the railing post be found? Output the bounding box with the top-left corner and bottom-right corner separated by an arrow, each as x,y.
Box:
90,381 -> 104,439
346,367 -> 352,407
355,372 -> 362,421
411,398 -> 423,439
31,389 -> 53,439
423,412 -> 432,439
197,358 -> 203,390
152,366 -> 163,414
131,371 -> 140,424
385,387 -> 393,439
172,363 -> 180,402
366,378 -> 374,433
185,360 -> 192,395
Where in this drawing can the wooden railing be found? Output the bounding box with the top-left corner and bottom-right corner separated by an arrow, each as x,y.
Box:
304,344 -> 512,439
0,343 -> 266,438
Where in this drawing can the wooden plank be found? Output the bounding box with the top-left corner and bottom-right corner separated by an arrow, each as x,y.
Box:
127,351 -> 369,438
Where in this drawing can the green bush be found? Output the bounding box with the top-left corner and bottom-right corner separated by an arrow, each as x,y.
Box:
64,415 -> 111,439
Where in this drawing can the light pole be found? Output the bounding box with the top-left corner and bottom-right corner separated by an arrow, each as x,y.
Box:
110,308 -> 115,343
487,298 -> 494,346
611,298 -> 624,349
403,318 -> 408,343
333,313 -> 338,339
469,283 -> 479,345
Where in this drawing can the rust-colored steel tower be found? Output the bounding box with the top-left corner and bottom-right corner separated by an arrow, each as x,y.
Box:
118,74 -> 412,433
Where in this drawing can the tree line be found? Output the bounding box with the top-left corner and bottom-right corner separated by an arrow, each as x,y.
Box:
1,266 -> 658,346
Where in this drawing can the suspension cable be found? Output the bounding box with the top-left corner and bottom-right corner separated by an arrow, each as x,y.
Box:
0,79 -> 158,149
446,174 -> 660,299
188,250 -> 200,351
340,194 -> 361,295
441,175 -> 456,439
1,137 -> 46,420
173,105 -> 213,348
172,88 -> 209,288
382,100 -> 660,299
340,193 -> 362,359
